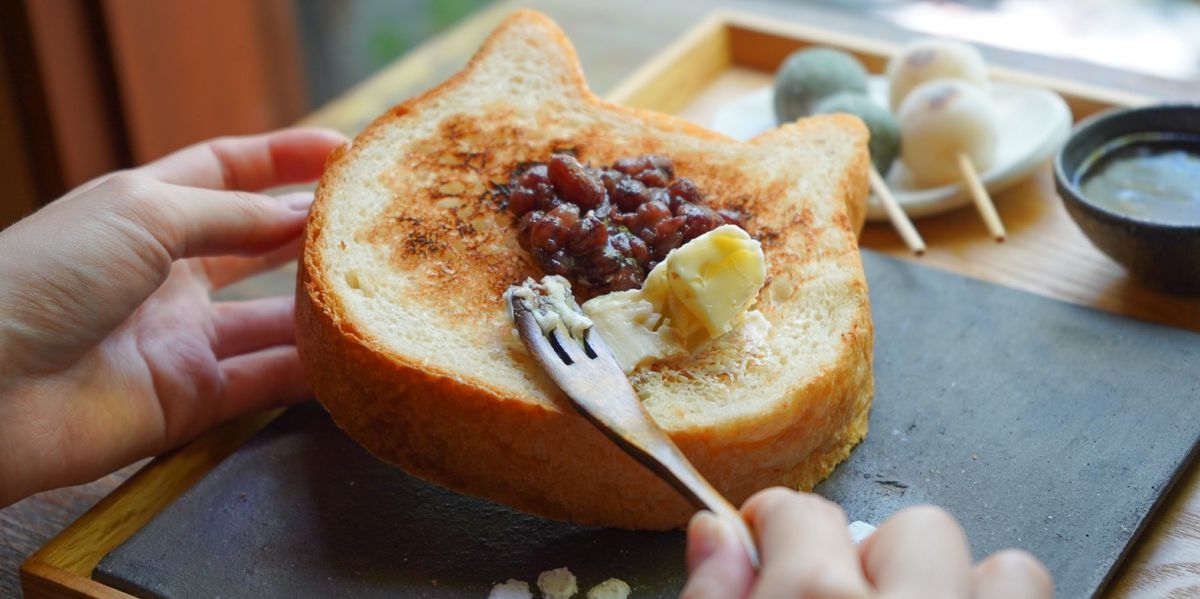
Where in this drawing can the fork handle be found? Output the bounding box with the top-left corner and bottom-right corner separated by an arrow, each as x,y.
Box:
512,304 -> 761,568
564,379 -> 763,568
577,398 -> 761,569
634,434 -> 762,570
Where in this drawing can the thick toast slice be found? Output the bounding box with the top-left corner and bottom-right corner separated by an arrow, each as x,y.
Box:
296,10 -> 873,530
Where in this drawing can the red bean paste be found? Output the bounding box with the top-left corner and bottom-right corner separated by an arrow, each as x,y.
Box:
500,153 -> 743,292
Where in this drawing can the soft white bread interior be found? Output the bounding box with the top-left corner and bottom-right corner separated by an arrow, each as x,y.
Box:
296,9 -> 873,530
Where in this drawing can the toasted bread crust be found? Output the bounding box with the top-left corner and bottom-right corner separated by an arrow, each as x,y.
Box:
296,9 -> 873,529
297,264 -> 870,528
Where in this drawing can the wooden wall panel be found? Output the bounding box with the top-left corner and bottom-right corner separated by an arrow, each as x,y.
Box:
101,0 -> 307,163
23,0 -> 127,190
0,24 -> 42,228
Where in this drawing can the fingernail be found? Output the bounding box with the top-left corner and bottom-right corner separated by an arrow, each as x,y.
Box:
282,192 -> 314,211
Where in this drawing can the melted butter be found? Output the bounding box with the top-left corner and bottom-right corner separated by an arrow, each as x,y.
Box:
1079,134 -> 1200,225
505,275 -> 592,341
582,225 -> 767,372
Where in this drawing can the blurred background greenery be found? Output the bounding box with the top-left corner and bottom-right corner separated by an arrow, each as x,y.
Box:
295,0 -> 495,106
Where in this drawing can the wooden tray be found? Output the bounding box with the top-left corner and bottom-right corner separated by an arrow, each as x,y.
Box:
21,10 -> 1197,599
608,12 -> 1198,338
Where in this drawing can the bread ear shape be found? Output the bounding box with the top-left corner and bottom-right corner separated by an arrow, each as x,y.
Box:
467,10 -> 590,96
297,10 -> 873,530
750,116 -> 871,233
388,9 -> 591,125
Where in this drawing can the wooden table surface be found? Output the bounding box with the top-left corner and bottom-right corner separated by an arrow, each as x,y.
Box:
3,1 -> 1198,597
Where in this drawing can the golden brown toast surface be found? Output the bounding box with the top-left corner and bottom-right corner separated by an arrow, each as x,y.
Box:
297,9 -> 874,529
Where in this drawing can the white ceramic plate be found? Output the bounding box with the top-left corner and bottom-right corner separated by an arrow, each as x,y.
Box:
710,77 -> 1073,221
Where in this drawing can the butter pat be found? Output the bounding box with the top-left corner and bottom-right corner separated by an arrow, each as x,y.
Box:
583,291 -> 680,372
645,224 -> 767,343
583,225 -> 767,372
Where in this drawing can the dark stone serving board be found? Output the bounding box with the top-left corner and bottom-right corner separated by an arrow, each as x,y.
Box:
95,251 -> 1200,599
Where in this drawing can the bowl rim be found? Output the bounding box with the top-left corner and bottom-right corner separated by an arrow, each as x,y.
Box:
1053,102 -> 1200,232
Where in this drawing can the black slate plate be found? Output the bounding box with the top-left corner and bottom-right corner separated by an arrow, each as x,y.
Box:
95,251 -> 1200,598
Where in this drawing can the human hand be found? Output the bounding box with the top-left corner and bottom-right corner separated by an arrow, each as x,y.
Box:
0,128 -> 346,506
682,488 -> 1053,598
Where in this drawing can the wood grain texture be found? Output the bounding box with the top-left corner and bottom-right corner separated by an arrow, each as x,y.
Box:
9,1 -> 1199,597
15,410 -> 281,598
604,13 -> 730,114
0,10 -> 43,229
1,469 -> 137,599
101,0 -> 306,162
22,0 -> 129,190
1107,459 -> 1200,598
21,562 -> 134,599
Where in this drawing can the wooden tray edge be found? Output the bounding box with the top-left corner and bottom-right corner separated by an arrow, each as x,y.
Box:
608,9 -> 1151,118
20,410 -> 281,598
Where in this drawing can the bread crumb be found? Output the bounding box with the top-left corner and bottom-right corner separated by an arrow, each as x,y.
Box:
847,520 -> 877,544
488,579 -> 532,599
586,578 -> 631,599
537,567 -> 578,598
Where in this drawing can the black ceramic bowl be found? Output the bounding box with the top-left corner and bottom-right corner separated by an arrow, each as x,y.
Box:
1054,104 -> 1200,294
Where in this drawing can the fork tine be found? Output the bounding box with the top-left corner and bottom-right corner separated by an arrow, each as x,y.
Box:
584,328 -> 630,378
582,327 -> 612,361
507,282 -> 760,569
550,327 -> 589,364
511,298 -> 558,363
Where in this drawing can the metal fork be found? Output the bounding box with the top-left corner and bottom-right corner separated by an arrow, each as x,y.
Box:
510,295 -> 761,568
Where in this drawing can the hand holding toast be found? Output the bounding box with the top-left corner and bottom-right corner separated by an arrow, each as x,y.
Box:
0,128 -> 345,506
683,488 -> 1054,599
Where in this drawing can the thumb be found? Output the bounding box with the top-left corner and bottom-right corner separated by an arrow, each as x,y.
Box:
681,511 -> 755,599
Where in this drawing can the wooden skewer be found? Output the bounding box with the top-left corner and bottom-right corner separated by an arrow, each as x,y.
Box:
956,153 -> 1006,242
868,166 -> 926,256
